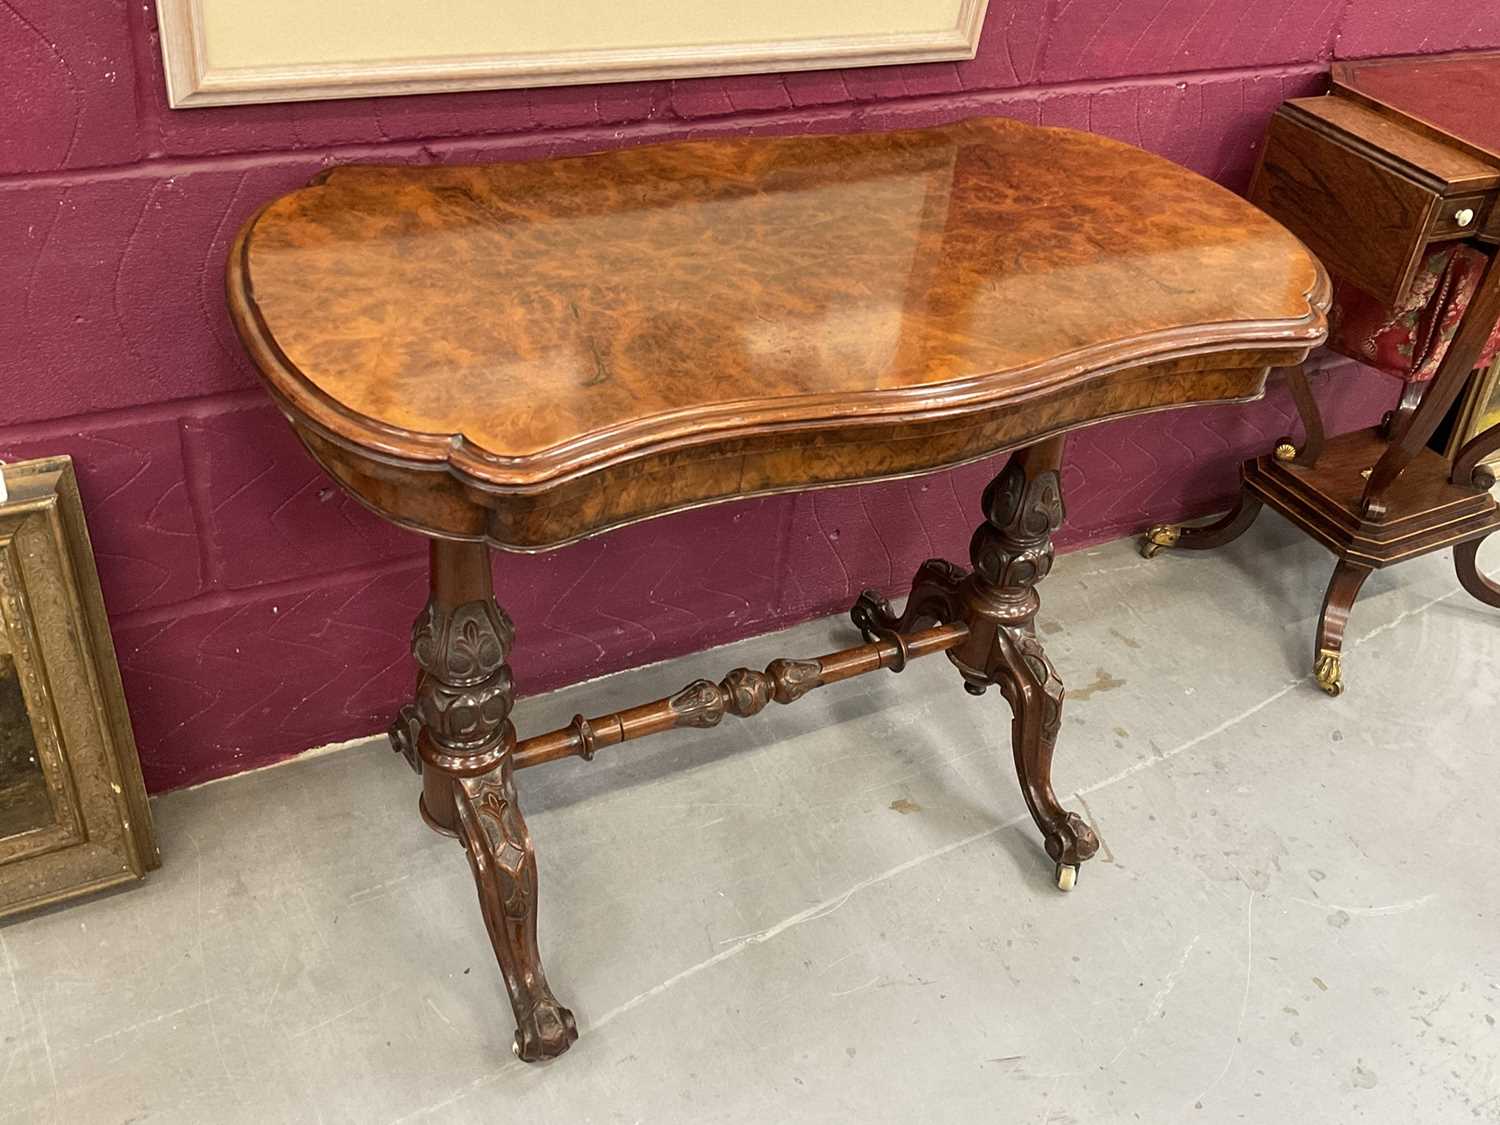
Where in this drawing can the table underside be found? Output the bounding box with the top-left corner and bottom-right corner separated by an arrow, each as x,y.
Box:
285,347 -> 1296,549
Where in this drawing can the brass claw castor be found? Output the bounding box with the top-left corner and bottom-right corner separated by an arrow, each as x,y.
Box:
1314,649 -> 1344,697
1140,523 -> 1182,559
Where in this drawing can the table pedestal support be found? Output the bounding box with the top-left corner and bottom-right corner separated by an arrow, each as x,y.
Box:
391,540 -> 578,1063
390,438 -> 1098,1061
852,437 -> 1100,889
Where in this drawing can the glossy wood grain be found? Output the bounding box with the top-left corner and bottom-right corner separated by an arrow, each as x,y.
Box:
291,351 -> 1293,548
1286,95 -> 1500,193
1335,51 -> 1500,166
1252,101 -> 1444,306
229,117 -> 1327,548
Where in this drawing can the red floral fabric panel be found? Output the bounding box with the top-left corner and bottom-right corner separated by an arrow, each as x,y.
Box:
1327,245 -> 1500,381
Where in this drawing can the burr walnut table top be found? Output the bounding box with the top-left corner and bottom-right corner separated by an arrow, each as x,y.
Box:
228,116 -> 1330,549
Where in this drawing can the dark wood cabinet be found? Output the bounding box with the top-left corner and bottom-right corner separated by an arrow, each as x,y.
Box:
1146,51 -> 1500,696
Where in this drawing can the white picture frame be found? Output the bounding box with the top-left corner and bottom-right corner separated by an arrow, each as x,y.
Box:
156,0 -> 989,109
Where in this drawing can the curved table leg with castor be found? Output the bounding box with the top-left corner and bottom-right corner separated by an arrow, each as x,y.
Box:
856,441 -> 1101,892
401,540 -> 578,1062
947,439 -> 1100,892
1141,494 -> 1264,559
1274,362 -> 1327,467
1313,560 -> 1373,697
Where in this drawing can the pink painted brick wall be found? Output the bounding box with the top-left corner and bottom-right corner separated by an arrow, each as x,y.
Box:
4,2 -> 1487,791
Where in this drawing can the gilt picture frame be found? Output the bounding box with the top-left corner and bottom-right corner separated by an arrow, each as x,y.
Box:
0,457 -> 158,919
1447,357 -> 1500,472
155,0 -> 989,108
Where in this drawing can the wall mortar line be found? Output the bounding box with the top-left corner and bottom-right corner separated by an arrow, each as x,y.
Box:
0,59 -> 1331,192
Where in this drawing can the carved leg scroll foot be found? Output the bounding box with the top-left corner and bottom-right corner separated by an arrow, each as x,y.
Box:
1141,494 -> 1263,559
987,623 -> 1099,890
851,558 -> 968,641
950,441 -> 1098,890
455,767 -> 578,1062
407,540 -> 575,1063
1314,560 -> 1373,698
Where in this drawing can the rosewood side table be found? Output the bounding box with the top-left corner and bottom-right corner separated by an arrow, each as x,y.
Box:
227,118 -> 1328,1062
1143,51 -> 1500,696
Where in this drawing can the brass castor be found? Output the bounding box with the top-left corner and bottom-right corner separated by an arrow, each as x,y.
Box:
1140,524 -> 1182,559
1314,649 -> 1344,697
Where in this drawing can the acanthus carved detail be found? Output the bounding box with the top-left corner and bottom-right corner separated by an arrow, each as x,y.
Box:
669,679 -> 725,728
668,659 -> 825,728
1010,627 -> 1064,742
851,558 -> 968,648
454,761 -> 579,1060
461,769 -> 533,919
388,703 -> 423,772
969,460 -> 1064,591
720,667 -> 770,716
411,597 -> 516,754
765,659 -> 821,704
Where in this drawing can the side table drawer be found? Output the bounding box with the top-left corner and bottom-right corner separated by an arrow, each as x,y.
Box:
1250,104 -> 1439,307
1429,193 -> 1491,240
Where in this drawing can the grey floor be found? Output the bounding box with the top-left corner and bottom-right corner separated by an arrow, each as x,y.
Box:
4,520 -> 1499,1124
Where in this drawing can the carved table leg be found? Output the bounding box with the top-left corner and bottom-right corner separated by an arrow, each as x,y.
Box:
851,558 -> 967,640
947,440 -> 1099,891
1455,535 -> 1500,609
1141,493 -> 1263,559
1313,560 -> 1373,698
397,539 -> 576,1062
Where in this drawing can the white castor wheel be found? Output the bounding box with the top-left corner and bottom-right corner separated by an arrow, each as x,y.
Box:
512,1038 -> 522,1059
1055,863 -> 1078,892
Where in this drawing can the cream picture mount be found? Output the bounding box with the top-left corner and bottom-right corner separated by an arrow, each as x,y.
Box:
156,0 -> 989,109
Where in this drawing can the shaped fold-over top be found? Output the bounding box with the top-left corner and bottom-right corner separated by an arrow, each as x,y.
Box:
230,118 -> 1328,490
229,117 -> 1329,548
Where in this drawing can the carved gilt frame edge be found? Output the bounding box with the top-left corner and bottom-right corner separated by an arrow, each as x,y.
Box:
0,457 -> 159,919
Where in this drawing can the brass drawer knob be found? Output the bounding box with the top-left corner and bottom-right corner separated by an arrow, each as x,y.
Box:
1455,207 -> 1476,227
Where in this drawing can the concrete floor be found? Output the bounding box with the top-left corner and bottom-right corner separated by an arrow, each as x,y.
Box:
3,519 -> 1499,1124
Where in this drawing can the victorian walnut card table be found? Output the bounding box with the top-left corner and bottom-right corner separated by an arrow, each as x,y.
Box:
227,118 -> 1329,1061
